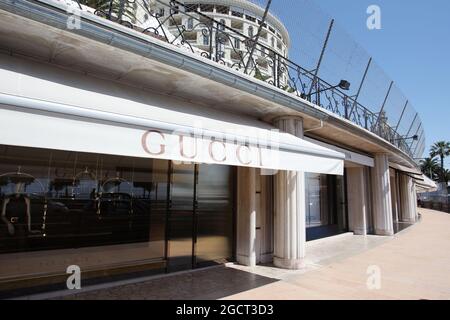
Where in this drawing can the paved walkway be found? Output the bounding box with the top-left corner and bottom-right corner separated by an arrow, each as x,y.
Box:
53,208 -> 449,300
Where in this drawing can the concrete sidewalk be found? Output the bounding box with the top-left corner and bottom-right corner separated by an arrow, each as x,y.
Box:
225,209 -> 450,300
54,208 -> 449,300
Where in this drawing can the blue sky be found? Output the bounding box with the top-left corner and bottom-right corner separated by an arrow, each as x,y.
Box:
271,0 -> 450,167
314,0 -> 450,167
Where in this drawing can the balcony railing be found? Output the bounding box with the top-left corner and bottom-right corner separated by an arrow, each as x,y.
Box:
60,0 -> 420,158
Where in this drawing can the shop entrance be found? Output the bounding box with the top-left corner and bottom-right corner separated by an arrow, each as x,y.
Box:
167,163 -> 195,271
167,163 -> 235,272
306,173 -> 348,241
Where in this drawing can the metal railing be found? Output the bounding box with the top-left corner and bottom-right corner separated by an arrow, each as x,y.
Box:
68,0 -> 420,158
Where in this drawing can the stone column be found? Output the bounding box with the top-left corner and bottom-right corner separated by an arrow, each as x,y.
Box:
399,174 -> 416,223
346,167 -> 369,235
412,185 -> 418,220
273,117 -> 306,269
390,174 -> 400,223
371,154 -> 394,236
236,166 -> 256,267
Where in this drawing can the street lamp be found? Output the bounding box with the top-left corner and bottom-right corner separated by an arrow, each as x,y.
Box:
337,79 -> 351,91
309,79 -> 351,96
394,135 -> 419,142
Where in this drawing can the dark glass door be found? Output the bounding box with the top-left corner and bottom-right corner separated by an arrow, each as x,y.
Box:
335,174 -> 348,232
167,163 -> 195,272
195,165 -> 234,267
166,163 -> 235,271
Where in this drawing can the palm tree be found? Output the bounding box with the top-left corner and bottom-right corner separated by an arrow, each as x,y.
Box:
430,141 -> 450,182
443,169 -> 450,184
420,157 -> 439,180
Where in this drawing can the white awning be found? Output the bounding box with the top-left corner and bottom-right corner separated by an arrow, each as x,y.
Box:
305,137 -> 374,167
390,162 -> 423,177
415,175 -> 438,193
389,163 -> 437,192
0,94 -> 344,175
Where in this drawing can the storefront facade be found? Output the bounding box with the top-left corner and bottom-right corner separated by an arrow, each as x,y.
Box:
0,143 -> 350,295
0,145 -> 238,292
0,0 -> 434,298
0,53 -> 346,296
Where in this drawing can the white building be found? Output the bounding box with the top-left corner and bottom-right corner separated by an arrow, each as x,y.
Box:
146,0 -> 290,83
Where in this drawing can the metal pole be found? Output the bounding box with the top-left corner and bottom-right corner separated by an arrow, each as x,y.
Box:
410,127 -> 423,155
374,81 -> 394,128
411,130 -> 423,150
276,54 -> 281,88
355,57 -> 372,101
118,0 -> 126,21
244,0 -> 272,74
107,0 -> 114,19
405,113 -> 418,137
413,133 -> 424,156
395,100 -> 409,133
348,57 -> 372,119
308,19 -> 334,97
412,123 -> 422,141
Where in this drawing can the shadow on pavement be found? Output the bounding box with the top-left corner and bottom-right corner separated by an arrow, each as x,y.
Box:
62,266 -> 278,300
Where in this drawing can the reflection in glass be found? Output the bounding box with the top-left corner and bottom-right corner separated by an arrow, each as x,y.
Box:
0,145 -> 236,290
335,175 -> 347,231
0,146 -> 167,275
306,174 -> 322,226
306,173 -> 348,241
196,164 -> 234,266
167,163 -> 195,271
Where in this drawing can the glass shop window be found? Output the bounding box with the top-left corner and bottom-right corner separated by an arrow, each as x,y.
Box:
305,173 -> 348,231
0,146 -> 168,281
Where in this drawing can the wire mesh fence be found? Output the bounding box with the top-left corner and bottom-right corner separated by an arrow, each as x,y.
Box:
68,0 -> 425,159
269,0 -> 425,158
